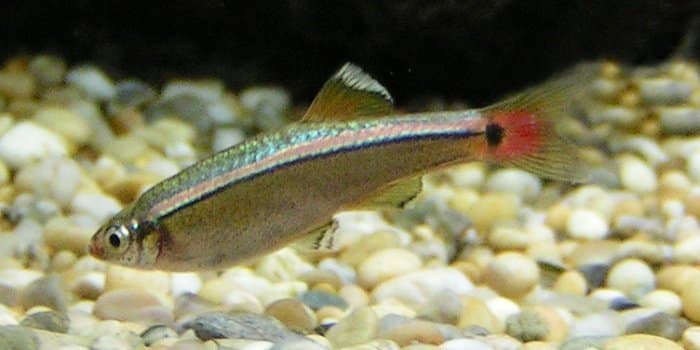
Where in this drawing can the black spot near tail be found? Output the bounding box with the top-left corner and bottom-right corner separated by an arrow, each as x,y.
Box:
485,122 -> 504,147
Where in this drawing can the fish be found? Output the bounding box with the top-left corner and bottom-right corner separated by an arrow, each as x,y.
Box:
88,62 -> 593,271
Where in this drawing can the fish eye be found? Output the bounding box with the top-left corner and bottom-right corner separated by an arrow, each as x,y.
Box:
104,225 -> 130,253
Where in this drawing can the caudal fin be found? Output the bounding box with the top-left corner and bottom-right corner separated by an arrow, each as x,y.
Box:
478,64 -> 598,182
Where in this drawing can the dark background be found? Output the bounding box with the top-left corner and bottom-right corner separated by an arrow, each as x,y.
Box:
1,0 -> 699,105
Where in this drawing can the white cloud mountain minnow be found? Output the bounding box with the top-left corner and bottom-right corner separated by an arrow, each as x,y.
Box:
88,63 -> 593,271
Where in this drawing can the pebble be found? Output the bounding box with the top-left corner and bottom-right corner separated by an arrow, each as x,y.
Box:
300,290 -> 348,311
111,79 -> 157,108
20,274 -> 68,313
326,306 -> 378,348
239,87 -> 290,131
93,289 -> 173,325
19,310 -> 69,333
639,289 -> 682,316
439,338 -> 493,350
658,106 -> 700,134
566,209 -> 609,240
65,65 -> 116,101
15,156 -> 85,208
0,325 -> 39,350
657,265 -> 700,294
140,324 -> 178,346
184,312 -> 296,342
0,121 -> 68,168
618,155 -> 658,194
357,248 -> 422,289
377,318 -> 444,346
682,326 -> 700,350
43,216 -> 94,255
505,311 -> 549,342
0,71 -> 35,98
623,310 -> 688,340
606,258 -> 656,299
638,77 -> 693,105
483,252 -> 539,299
162,79 -> 224,103
255,248 -> 314,282
417,289 -> 462,324
485,168 -> 542,201
104,265 -> 170,295
603,333 -> 683,350
553,270 -> 588,296
455,192 -> 520,231
688,151 -> 700,182
265,298 -> 317,333
560,336 -> 611,350
33,107 -> 91,146
336,339 -> 399,350
569,312 -> 622,338
338,285 -> 369,309
458,297 -> 501,332
69,190 -> 121,223
372,267 -> 473,308
28,55 -> 66,87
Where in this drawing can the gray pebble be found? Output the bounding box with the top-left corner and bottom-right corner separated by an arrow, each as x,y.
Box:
20,311 -> 69,333
300,290 -> 348,311
559,336 -> 612,350
418,289 -> 462,324
28,55 -> 66,88
20,274 -> 68,313
504,311 -> 549,342
577,263 -> 610,289
609,297 -> 639,311
140,324 -> 177,346
184,311 -> 298,342
624,312 -> 689,341
239,86 -> 289,131
146,94 -> 212,135
0,325 -> 39,350
174,292 -> 219,319
111,79 -> 156,109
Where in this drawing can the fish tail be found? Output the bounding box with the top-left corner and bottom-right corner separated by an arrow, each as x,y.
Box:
476,63 -> 598,182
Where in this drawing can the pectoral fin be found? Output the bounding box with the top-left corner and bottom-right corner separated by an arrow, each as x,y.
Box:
302,63 -> 394,121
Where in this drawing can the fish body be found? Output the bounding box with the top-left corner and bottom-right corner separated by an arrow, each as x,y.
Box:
89,63 -> 591,271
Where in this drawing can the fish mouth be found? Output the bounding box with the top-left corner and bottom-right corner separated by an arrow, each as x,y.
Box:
87,236 -> 104,258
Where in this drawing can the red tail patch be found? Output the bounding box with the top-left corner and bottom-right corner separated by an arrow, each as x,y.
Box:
483,111 -> 546,162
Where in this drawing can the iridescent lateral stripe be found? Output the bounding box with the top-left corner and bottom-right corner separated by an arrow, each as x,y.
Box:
148,114 -> 485,219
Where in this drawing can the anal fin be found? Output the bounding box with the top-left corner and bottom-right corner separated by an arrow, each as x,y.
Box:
356,177 -> 423,210
293,220 -> 340,253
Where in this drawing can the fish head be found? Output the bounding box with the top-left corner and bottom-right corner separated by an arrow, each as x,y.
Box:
88,206 -> 160,269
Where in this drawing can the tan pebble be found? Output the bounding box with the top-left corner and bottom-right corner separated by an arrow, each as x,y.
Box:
338,284 -> 369,308
674,236 -> 700,264
659,171 -> 692,200
613,198 -> 646,218
312,282 -> 337,294
553,270 -> 588,296
601,61 -> 621,79
656,265 -> 700,295
682,278 -> 700,322
357,248 -> 422,289
51,250 -> 77,272
450,261 -> 481,282
523,341 -> 558,350
618,154 -> 658,194
378,319 -> 443,346
316,305 -> 345,322
604,334 -> 682,350
339,231 -> 402,266
305,334 -> 331,348
639,289 -> 682,316
265,298 -> 316,333
460,246 -> 494,271
447,188 -> 481,214
685,192 -> 700,217
43,217 -> 94,255
488,226 -> 531,250
371,300 -> 417,319
565,240 -> 619,267
545,203 -> 571,232
459,193 -> 520,231
326,306 -> 377,348
458,296 -> 501,333
104,265 -> 170,296
299,269 -> 343,290
93,289 -> 172,325
402,344 -> 440,350
483,252 -> 539,299
531,306 -> 569,342
33,107 -> 90,146
682,326 -> 700,350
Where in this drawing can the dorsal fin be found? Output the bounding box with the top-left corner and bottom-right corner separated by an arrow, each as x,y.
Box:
302,63 -> 394,121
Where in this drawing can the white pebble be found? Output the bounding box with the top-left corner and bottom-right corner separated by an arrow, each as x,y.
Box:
446,163 -> 487,188
170,273 -> 202,297
162,79 -> 224,103
0,122 -> 68,168
357,248 -> 422,288
66,65 -> 116,100
566,209 -> 609,240
70,191 -> 122,222
483,252 -> 539,298
372,267 -> 473,308
658,106 -> 700,134
674,235 -> 700,264
485,297 -> 521,326
618,155 -> 658,194
440,338 -> 493,350
639,289 -> 682,316
213,128 -> 246,152
15,157 -> 84,207
688,151 -> 700,183
607,258 -> 656,299
485,168 -> 542,201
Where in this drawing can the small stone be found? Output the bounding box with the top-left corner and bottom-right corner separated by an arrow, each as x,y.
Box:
0,325 -> 39,350
505,311 -> 549,342
32,107 -> 91,146
566,209 -> 609,240
0,121 -> 68,168
170,273 -> 202,297
689,151 -> 700,182
326,306 -> 377,348
606,258 -> 655,299
457,297 -> 501,332
440,338 -> 492,350
657,265 -> 700,294
417,289 -> 462,324
377,317 -> 444,346
140,325 -> 177,346
618,155 -> 658,194
658,106 -> 700,134
104,265 -> 170,295
265,298 -> 316,333
446,162 -> 487,188
66,65 -> 116,100
603,334 -> 683,350
682,326 -> 700,350
19,311 -> 69,333
20,275 -> 67,313
213,127 -> 246,152
357,248 -> 422,289
28,55 -> 66,87
338,284 -> 369,309
299,290 -> 348,311
485,168 -> 542,201
483,252 -> 539,299
299,269 -> 343,291
639,77 -> 693,104
240,87 -> 290,131
623,311 -> 688,341
93,289 -> 173,325
590,106 -> 641,126
69,191 -> 121,223
570,312 -> 622,338
372,267 -> 473,308
553,270 -> 588,296
0,71 -> 35,98
70,271 -> 105,300
339,231 -> 402,267
185,312 -> 297,342
162,79 -> 224,103
43,216 -> 94,255
255,248 -> 313,282
639,290 -> 682,316
112,79 -> 156,108
560,336 -> 611,350
455,192 -> 520,231
681,277 -> 700,323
